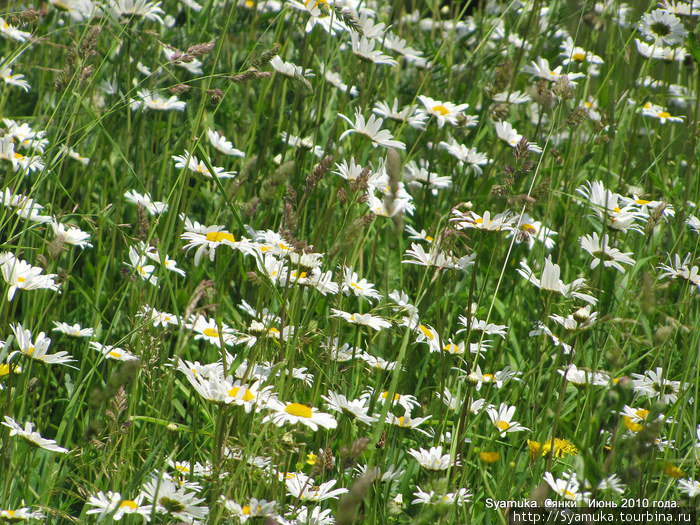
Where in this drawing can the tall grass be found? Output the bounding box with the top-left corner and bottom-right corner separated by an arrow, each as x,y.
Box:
0,0 -> 699,523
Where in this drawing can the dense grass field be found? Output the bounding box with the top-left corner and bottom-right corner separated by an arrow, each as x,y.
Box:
1,0 -> 700,523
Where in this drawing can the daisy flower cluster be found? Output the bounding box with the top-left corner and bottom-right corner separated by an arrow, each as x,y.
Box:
1,0 -> 699,523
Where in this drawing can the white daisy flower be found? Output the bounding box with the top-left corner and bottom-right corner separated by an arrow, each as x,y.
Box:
544,471 -> 590,502
172,150 -> 235,179
439,138 -> 491,175
677,478 -> 700,498
89,342 -> 138,361
9,324 -> 75,366
417,95 -> 470,127
0,508 -> 44,521
125,246 -> 158,285
349,32 -> 398,66
142,474 -> 209,522
0,58 -> 30,91
558,364 -> 610,386
124,189 -> 169,215
560,37 -> 604,65
221,496 -> 277,522
207,129 -> 245,157
521,57 -> 586,84
411,487 -> 472,505
137,306 -> 179,328
340,267 -> 381,301
330,308 -> 391,331
130,89 -> 185,111
658,253 -> 700,287
284,473 -> 348,501
641,101 -> 685,123
631,367 -> 686,404
486,403 -> 529,436
451,209 -> 515,232
2,416 -> 68,453
52,322 -> 94,338
402,243 -> 475,271
338,109 -> 406,150
321,392 -> 378,425
597,474 -> 626,494
579,232 -> 635,272
0,18 -> 31,42
407,445 -> 460,471
494,120 -> 543,153
373,98 -> 427,129
269,55 -> 313,79
50,221 -> 93,249
517,255 -> 598,304
384,410 -> 432,434
640,8 -> 688,45
263,401 -> 337,430
187,315 -> 241,347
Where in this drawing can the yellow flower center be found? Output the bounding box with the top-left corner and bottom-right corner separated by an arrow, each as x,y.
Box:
285,403 -> 313,418
202,328 -> 219,338
242,504 -> 252,515
120,500 -> 138,510
17,276 -> 26,282
520,223 -> 536,234
432,105 -> 450,116
108,351 -> 123,359
564,490 -> 576,499
396,416 -> 407,426
228,387 -> 255,402
27,346 -> 35,355
658,111 -> 671,119
13,152 -> 24,160
635,199 -> 650,205
205,231 -> 235,243
381,391 -> 400,401
496,420 -> 511,431
418,325 -> 434,340
0,364 -> 11,377
622,416 -> 642,432
572,52 -> 586,61
483,373 -> 494,381
175,465 -> 190,473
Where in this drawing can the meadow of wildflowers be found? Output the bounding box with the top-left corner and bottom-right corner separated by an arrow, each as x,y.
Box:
1,0 -> 700,522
